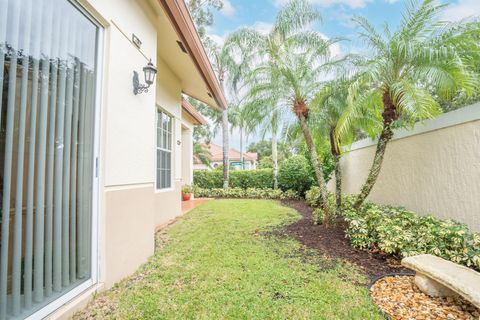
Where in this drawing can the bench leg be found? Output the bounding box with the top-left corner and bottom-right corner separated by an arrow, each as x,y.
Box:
414,273 -> 457,298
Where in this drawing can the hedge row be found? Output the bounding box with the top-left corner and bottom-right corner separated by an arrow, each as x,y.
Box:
193,169 -> 274,189
305,187 -> 480,271
193,155 -> 322,196
194,187 -> 300,200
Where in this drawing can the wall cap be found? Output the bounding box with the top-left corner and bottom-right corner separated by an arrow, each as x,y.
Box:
346,102 -> 480,152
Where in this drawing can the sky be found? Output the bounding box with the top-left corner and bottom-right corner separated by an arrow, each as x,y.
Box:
208,0 -> 480,151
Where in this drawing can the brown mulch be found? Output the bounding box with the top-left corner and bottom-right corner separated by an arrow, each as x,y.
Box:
280,200 -> 412,281
279,200 -> 480,318
370,276 -> 479,320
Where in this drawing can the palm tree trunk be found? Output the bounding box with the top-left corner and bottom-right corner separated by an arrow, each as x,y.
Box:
240,128 -> 244,170
272,132 -> 278,189
222,107 -> 229,188
353,92 -> 397,209
329,128 -> 341,218
353,124 -> 392,209
298,113 -> 331,223
219,76 -> 229,188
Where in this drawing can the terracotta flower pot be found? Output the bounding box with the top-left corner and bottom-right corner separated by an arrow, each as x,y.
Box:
182,193 -> 191,201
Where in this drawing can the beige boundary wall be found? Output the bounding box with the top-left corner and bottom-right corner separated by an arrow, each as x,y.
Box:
329,102 -> 480,232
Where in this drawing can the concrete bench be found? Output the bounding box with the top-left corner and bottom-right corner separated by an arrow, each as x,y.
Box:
401,254 -> 480,310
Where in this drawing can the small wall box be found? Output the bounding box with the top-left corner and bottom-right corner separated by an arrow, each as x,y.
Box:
132,34 -> 142,49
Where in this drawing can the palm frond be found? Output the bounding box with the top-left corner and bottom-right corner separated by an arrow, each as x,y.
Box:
273,0 -> 322,39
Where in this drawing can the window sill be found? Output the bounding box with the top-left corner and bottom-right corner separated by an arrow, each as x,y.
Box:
154,187 -> 175,194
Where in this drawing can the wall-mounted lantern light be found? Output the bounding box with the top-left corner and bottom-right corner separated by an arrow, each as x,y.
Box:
133,60 -> 157,95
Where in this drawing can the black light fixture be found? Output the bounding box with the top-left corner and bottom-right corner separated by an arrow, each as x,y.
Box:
133,59 -> 157,95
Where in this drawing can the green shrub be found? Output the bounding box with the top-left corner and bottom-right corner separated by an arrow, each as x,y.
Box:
278,155 -> 315,196
343,201 -> 480,271
312,207 -> 337,225
193,187 -> 299,201
195,187 -> 246,198
193,169 -> 273,189
320,152 -> 335,183
312,208 -> 326,225
193,170 -> 223,188
305,187 -> 321,207
229,169 -> 274,189
257,156 -> 273,169
181,185 -> 192,195
279,189 -> 301,201
306,188 -> 356,212
310,193 -> 357,224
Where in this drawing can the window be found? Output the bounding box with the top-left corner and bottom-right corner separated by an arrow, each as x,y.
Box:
156,109 -> 173,189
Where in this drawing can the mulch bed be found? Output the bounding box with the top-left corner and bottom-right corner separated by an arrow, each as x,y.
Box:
280,200 -> 412,281
279,200 -> 480,319
370,275 -> 479,320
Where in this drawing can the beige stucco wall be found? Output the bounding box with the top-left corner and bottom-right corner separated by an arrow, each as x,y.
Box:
152,58 -> 184,226
181,128 -> 193,185
153,181 -> 182,226
181,112 -> 194,186
103,22 -> 157,187
330,103 -> 480,232
91,0 -> 159,293
104,185 -> 155,288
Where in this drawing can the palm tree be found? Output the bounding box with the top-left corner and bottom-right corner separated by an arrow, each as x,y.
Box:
238,4 -> 347,222
228,100 -> 255,170
208,39 -> 245,188
242,99 -> 286,188
193,144 -> 213,169
229,0 -> 324,188
204,19 -> 261,187
337,0 -> 480,210
310,76 -> 380,216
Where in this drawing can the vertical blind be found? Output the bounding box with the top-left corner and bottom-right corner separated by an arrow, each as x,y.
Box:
0,0 -> 98,319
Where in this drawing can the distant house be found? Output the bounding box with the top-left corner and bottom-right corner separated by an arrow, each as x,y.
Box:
194,143 -> 258,171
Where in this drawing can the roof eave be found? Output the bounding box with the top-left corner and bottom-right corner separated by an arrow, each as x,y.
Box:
157,0 -> 228,110
182,99 -> 208,125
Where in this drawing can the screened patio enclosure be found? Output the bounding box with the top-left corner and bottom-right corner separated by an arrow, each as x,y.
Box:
0,0 -> 99,319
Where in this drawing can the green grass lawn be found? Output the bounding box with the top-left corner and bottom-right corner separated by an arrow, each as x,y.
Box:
76,199 -> 382,319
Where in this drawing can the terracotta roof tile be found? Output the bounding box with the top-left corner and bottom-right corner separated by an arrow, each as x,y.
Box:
194,143 -> 258,163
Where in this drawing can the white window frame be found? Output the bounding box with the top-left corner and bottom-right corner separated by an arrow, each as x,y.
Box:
155,106 -> 174,191
25,1 -> 104,319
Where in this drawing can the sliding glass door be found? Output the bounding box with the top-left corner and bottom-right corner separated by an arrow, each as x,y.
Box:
0,0 -> 99,319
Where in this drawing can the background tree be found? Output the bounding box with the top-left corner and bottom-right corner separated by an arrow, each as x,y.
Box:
188,97 -> 221,145
207,38 -> 246,188
337,0 -> 480,209
193,144 -> 213,168
187,0 -> 224,39
246,141 -> 272,160
187,0 -> 234,188
247,140 -> 294,162
228,100 -> 256,170
243,103 -> 286,188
